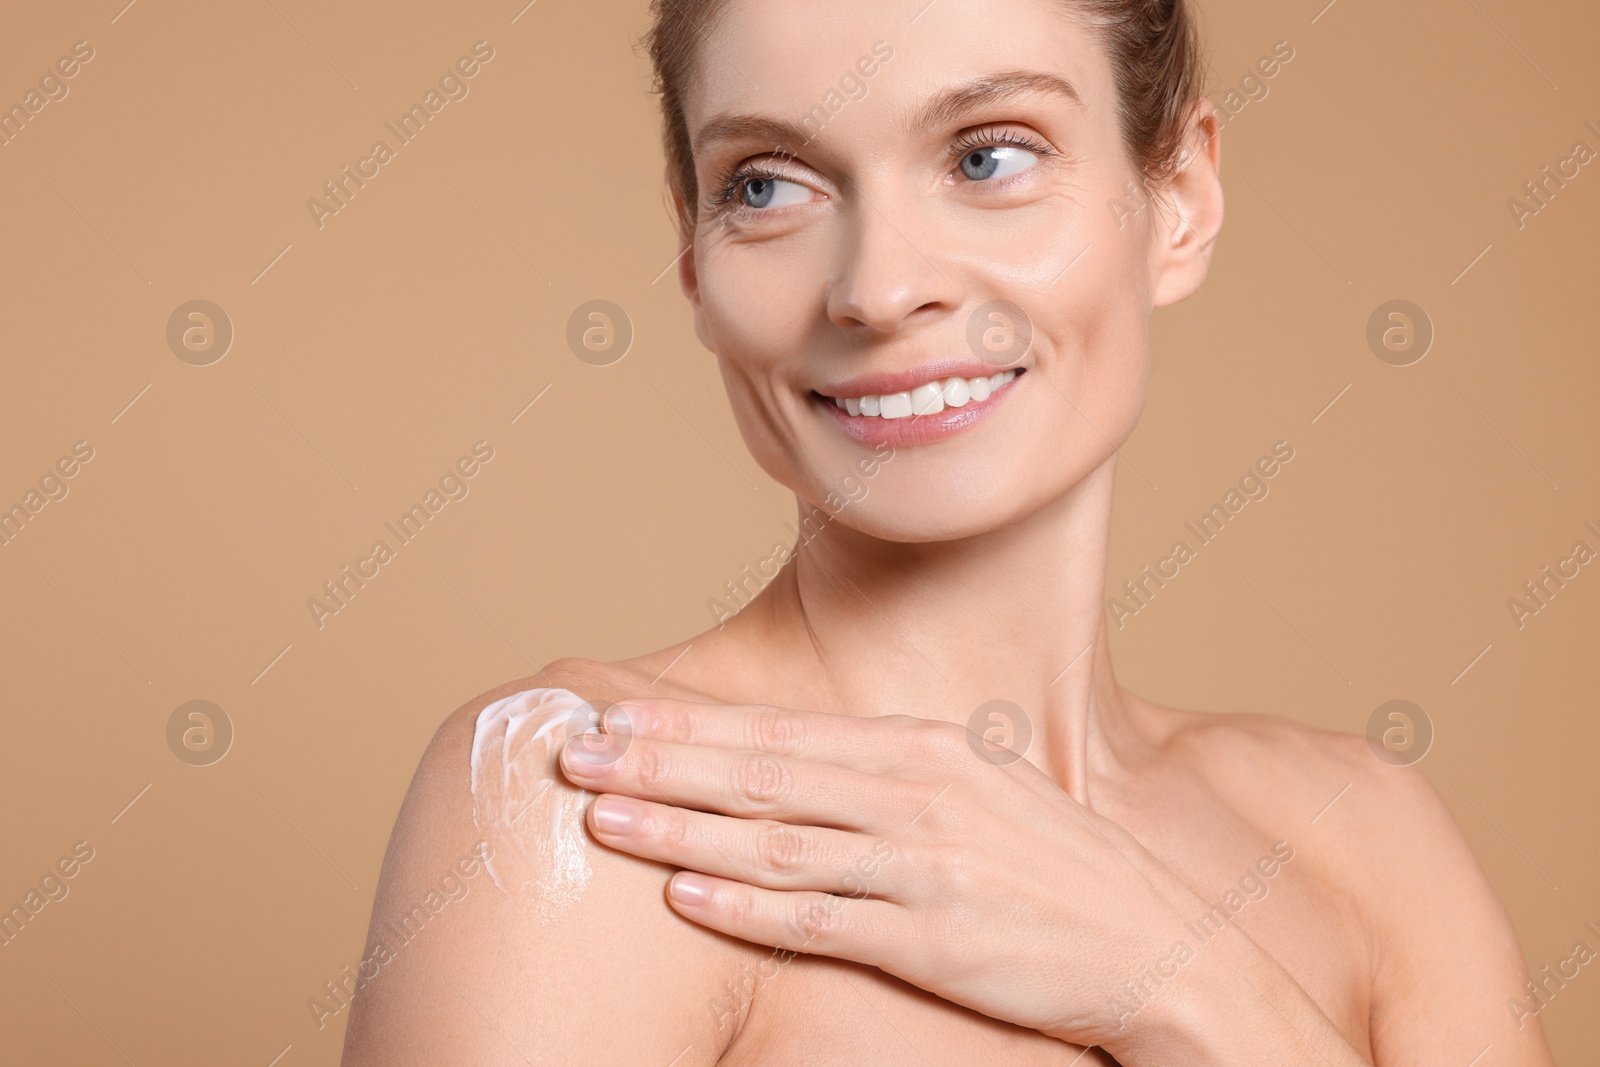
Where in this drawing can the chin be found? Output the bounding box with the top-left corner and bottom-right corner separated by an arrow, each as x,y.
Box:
787,442 -> 1113,545
824,497 -> 1033,544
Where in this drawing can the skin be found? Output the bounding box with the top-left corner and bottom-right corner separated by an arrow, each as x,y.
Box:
340,0 -> 1559,1063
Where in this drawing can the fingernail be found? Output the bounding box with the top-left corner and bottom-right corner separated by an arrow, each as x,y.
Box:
670,873 -> 710,906
563,734 -> 619,769
604,703 -> 643,735
590,797 -> 641,835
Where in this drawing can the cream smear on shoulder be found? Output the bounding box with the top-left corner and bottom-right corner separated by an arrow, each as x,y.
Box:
468,687 -> 598,922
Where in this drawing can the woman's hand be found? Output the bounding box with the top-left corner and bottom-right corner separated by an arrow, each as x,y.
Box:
553,698 -> 1234,1054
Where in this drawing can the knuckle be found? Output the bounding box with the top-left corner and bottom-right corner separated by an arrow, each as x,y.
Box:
657,808 -> 692,853
632,744 -> 671,793
753,707 -> 805,754
758,822 -> 809,874
654,703 -> 692,743
934,844 -> 984,895
792,893 -> 842,946
912,718 -> 962,759
724,886 -> 758,928
917,786 -> 972,835
738,754 -> 791,808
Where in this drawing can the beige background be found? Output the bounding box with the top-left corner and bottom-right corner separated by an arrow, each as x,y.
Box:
1,0 -> 1595,1062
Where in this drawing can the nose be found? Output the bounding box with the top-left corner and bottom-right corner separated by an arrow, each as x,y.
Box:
825,190 -> 960,337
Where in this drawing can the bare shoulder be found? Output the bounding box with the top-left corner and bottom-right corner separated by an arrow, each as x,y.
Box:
1150,702 -> 1442,859
1154,703 -> 1484,894
340,657 -> 750,1066
1153,701 -> 1556,1065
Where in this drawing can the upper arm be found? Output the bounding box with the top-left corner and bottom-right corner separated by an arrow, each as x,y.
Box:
340,667 -> 745,1066
1339,757 -> 1557,1066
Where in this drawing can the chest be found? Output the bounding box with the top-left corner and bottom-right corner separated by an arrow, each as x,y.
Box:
717,795 -> 1371,1065
718,955 -> 1120,1066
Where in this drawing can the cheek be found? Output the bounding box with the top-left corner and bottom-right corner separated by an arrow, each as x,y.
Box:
1058,251 -> 1151,402
699,259 -> 801,358
1025,192 -> 1153,431
697,248 -> 817,485
930,207 -> 1150,526
1060,297 -> 1151,473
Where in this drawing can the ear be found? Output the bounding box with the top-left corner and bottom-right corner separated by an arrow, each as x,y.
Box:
666,177 -> 702,305
1148,100 -> 1224,308
667,179 -> 718,351
676,236 -> 701,309
678,239 -> 717,353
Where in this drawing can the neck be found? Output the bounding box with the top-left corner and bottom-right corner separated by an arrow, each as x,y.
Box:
720,457 -> 1135,806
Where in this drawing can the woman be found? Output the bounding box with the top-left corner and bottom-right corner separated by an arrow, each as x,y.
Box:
342,0 -> 1556,1062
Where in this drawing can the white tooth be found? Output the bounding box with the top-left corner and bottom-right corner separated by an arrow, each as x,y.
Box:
845,396 -> 862,416
989,372 -> 1006,389
879,391 -> 913,419
834,396 -> 846,409
910,381 -> 944,415
860,394 -> 881,416
1003,369 -> 1017,383
968,375 -> 991,402
942,376 -> 970,408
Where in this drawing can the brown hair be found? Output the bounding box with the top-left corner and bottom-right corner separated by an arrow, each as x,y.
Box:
642,0 -> 1206,236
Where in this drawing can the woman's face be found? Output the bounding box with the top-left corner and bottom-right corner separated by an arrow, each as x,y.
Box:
678,0 -> 1218,542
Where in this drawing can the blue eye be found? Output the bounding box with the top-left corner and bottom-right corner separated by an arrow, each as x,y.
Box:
959,145 -> 1040,182
741,175 -> 812,209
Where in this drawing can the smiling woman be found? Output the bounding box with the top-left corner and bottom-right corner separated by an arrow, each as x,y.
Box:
340,1 -> 1559,1064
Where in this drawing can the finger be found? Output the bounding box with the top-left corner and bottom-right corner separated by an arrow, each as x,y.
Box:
587,794 -> 903,895
591,700 -> 1073,834
560,735 -> 922,829
612,698 -> 1069,811
606,698 -> 971,775
664,871 -> 901,967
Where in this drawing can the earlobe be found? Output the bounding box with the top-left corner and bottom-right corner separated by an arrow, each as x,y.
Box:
677,238 -> 700,308
678,241 -> 716,352
663,180 -> 718,351
666,176 -> 702,309
672,223 -> 717,351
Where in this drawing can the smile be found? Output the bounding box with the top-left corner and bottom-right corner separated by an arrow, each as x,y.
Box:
823,370 -> 1021,419
815,367 -> 1024,447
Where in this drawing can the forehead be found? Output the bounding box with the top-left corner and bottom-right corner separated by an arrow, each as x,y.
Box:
682,0 -> 1114,145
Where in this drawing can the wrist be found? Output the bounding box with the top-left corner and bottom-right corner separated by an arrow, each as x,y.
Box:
1035,939 -> 1229,1061
1093,956 -> 1228,1067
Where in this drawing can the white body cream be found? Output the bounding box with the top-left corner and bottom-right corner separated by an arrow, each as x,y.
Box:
468,687 -> 597,922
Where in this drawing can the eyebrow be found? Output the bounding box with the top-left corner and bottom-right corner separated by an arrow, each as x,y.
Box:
691,69 -> 1085,158
909,70 -> 1084,131
692,115 -> 813,158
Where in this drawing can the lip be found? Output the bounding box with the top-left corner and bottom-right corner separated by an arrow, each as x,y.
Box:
815,370 -> 1023,447
818,358 -> 1027,400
